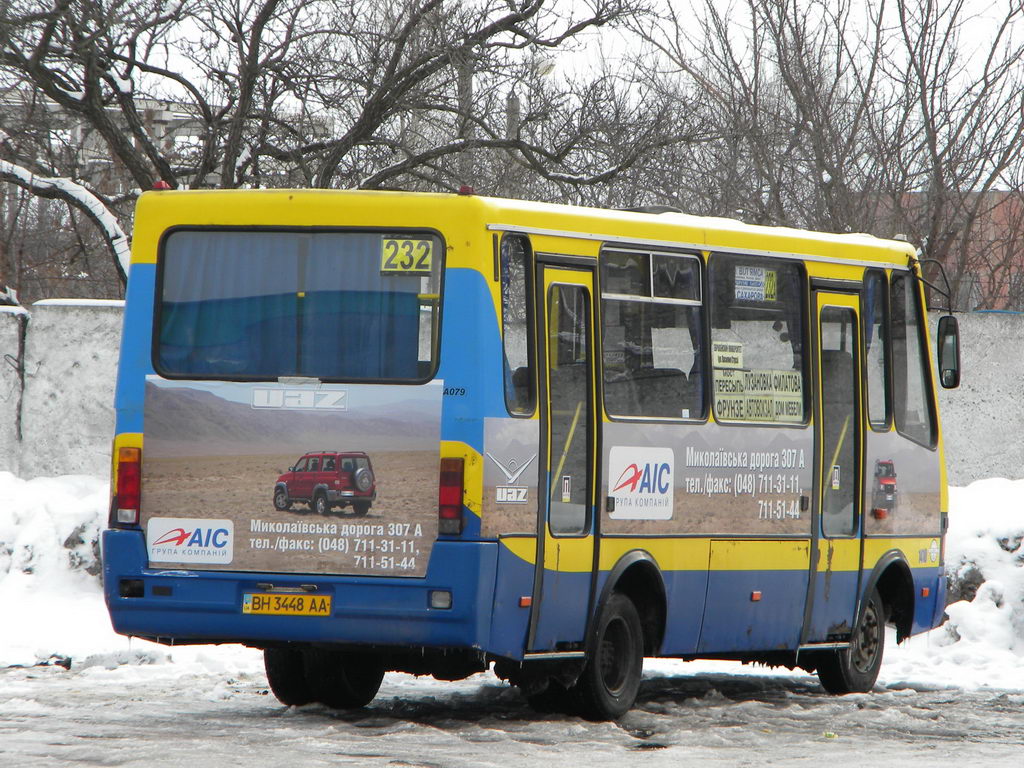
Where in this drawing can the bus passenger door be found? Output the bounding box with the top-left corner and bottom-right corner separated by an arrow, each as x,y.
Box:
527,264 -> 598,653
803,291 -> 864,644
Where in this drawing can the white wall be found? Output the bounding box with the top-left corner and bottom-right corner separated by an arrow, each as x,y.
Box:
0,302 -> 1017,485
932,311 -> 1023,486
3,301 -> 122,479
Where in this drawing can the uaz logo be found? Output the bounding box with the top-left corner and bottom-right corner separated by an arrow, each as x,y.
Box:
251,388 -> 347,410
613,462 -> 671,495
487,451 -> 535,505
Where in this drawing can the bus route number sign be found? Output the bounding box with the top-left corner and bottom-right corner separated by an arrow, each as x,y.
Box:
381,237 -> 432,276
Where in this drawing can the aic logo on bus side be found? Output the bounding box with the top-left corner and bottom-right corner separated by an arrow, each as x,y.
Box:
608,446 -> 674,521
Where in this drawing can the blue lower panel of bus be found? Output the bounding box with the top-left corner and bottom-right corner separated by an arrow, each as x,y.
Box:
805,568 -> 860,643
103,529 -> 498,650
923,568 -> 945,632
488,544 -> 538,658
696,568 -> 810,653
658,569 -> 709,655
901,565 -> 945,636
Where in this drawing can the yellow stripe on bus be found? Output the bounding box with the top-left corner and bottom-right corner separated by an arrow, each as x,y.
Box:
710,539 -> 810,570
500,534 -> 943,573
864,537 -> 942,569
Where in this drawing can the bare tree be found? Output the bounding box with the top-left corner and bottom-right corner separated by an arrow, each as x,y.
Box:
630,0 -> 1024,309
1,0 -> 691,296
872,0 -> 1024,309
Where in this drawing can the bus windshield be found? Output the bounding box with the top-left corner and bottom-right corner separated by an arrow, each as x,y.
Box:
155,229 -> 442,381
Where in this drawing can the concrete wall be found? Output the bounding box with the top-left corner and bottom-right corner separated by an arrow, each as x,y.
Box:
0,301 -> 1018,485
932,311 -> 1023,486
0,301 -> 122,479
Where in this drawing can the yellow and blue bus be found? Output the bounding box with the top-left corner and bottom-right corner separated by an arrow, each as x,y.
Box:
103,188 -> 960,719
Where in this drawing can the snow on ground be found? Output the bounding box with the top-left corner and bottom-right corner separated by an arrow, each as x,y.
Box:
1,472 -> 1024,694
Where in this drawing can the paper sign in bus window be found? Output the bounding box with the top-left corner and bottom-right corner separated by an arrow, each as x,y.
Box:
712,366 -> 803,423
735,266 -> 778,302
712,341 -> 744,369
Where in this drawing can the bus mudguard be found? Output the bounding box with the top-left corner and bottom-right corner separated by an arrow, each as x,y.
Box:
591,550 -> 667,657
861,549 -> 915,642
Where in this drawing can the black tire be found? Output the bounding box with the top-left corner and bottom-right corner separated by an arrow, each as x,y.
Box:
817,588 -> 886,694
573,592 -> 644,720
302,649 -> 385,709
351,501 -> 371,517
273,487 -> 291,511
264,648 -> 314,706
313,492 -> 328,516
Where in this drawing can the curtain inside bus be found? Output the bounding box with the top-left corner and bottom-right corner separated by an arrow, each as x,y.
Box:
156,230 -> 440,381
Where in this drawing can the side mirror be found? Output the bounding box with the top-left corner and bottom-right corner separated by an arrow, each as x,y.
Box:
936,314 -> 960,389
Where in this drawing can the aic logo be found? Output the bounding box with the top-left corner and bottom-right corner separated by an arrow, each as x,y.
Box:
251,388 -> 347,410
608,446 -> 674,520
147,518 -> 234,564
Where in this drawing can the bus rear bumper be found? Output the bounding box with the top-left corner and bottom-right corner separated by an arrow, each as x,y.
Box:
102,529 -> 498,650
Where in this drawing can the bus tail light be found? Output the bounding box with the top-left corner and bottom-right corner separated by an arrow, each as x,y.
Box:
438,457 -> 465,535
112,446 -> 141,526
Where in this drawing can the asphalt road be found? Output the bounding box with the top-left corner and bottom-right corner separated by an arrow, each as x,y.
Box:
2,661 -> 1022,767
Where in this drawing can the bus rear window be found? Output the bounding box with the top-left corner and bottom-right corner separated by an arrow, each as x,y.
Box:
155,229 -> 443,381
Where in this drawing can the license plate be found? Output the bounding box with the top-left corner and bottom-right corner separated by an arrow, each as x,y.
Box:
242,593 -> 331,616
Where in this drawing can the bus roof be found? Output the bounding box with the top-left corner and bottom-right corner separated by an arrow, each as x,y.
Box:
132,188 -> 916,269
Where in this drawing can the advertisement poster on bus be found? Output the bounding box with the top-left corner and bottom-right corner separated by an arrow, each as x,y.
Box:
141,377 -> 442,577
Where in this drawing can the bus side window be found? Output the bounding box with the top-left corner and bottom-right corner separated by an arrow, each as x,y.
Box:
862,270 -> 890,429
890,273 -> 936,447
708,254 -> 806,424
501,234 -> 535,415
600,249 -> 704,420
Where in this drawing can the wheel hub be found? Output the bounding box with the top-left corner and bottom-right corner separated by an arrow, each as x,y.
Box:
851,601 -> 881,674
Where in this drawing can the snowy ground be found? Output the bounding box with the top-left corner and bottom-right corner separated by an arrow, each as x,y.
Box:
2,473 -> 1024,765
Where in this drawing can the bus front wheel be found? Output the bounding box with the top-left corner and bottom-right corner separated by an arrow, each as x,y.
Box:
817,588 -> 886,694
573,592 -> 644,720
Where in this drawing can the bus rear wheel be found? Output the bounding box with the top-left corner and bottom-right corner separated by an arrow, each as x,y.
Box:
303,649 -> 385,709
573,592 -> 644,720
817,588 -> 886,694
264,648 -> 314,706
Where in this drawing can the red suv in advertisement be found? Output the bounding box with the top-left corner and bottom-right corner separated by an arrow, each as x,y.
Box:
274,451 -> 376,516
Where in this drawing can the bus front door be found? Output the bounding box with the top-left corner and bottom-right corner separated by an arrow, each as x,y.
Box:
527,264 -> 598,653
803,291 -> 864,643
